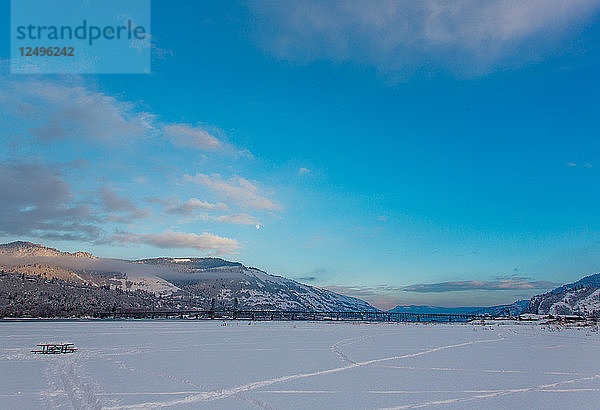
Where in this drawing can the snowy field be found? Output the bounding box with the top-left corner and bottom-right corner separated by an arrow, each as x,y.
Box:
1,320 -> 599,409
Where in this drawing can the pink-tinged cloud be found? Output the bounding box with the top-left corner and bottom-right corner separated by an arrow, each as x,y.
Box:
402,279 -> 557,292
163,124 -> 223,151
184,173 -> 282,211
109,230 -> 240,255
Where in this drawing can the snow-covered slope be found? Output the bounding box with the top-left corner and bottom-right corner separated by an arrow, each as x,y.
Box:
527,273 -> 600,316
135,257 -> 377,311
0,241 -> 375,309
0,241 -> 179,297
107,274 -> 180,296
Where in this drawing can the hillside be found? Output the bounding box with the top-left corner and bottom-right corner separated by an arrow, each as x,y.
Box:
526,273 -> 600,316
0,241 -> 178,296
0,241 -> 377,314
135,257 -> 377,311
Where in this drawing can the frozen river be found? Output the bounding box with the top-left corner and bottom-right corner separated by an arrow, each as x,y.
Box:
1,320 -> 599,409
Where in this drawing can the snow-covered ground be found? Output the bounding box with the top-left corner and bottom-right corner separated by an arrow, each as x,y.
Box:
1,320 -> 599,409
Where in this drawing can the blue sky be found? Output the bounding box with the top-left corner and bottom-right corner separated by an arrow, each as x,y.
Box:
1,0 -> 600,308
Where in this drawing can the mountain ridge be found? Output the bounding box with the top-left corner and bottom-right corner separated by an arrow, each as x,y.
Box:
389,300 -> 530,316
0,241 -> 95,259
525,273 -> 600,316
135,256 -> 377,311
0,241 -> 377,312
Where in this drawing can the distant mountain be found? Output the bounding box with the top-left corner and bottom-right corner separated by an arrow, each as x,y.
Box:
388,300 -> 529,316
0,241 -> 94,259
526,273 -> 600,316
135,257 -> 378,311
389,273 -> 600,318
469,300 -> 531,316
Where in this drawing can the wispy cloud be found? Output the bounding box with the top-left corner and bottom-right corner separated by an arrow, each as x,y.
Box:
98,187 -> 150,221
184,173 -> 282,211
154,197 -> 229,216
326,279 -> 556,310
298,167 -> 311,176
163,123 -> 252,156
0,73 -> 251,159
251,0 -> 600,77
215,213 -> 261,226
402,279 -> 557,293
296,276 -> 317,282
109,230 -> 240,255
0,76 -> 153,141
163,124 -> 223,151
149,197 -> 260,226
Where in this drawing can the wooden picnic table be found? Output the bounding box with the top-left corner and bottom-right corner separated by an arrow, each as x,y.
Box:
31,343 -> 77,354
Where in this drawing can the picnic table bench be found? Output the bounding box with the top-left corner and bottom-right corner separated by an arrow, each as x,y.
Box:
31,343 -> 78,354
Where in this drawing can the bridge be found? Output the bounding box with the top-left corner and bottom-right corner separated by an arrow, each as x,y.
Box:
96,309 -> 485,323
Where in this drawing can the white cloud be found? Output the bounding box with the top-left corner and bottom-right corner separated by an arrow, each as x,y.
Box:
184,173 -> 282,211
0,73 -> 250,158
162,123 -> 252,157
110,230 -> 240,255
163,198 -> 228,215
215,213 -> 261,226
566,162 -> 593,168
0,76 -> 153,141
298,167 -> 311,175
163,124 -> 223,151
251,0 -> 600,76
98,187 -> 150,221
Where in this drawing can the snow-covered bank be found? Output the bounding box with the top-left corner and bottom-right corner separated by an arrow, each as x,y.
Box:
1,321 -> 599,409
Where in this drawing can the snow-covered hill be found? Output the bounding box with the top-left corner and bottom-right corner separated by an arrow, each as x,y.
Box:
526,273 -> 600,316
0,241 -> 178,296
135,257 -> 377,311
0,241 -> 377,311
